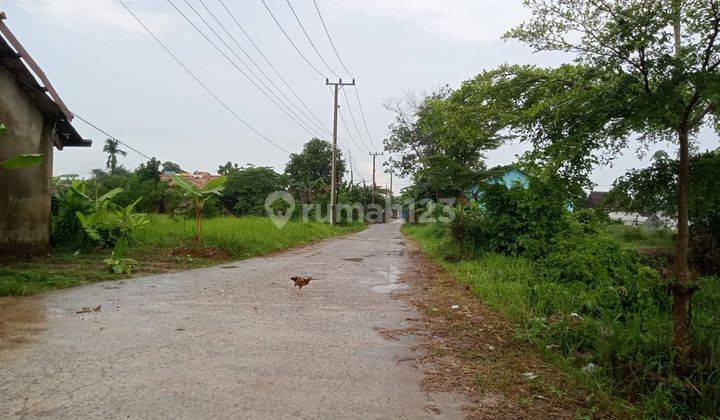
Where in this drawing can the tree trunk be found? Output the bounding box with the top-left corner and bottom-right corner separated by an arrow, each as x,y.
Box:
672,128 -> 693,368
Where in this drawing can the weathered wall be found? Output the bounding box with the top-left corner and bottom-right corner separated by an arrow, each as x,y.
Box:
0,70 -> 54,255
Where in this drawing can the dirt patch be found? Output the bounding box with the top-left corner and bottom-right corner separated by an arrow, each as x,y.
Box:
389,240 -> 615,419
0,296 -> 44,352
171,247 -> 231,260
342,257 -> 364,262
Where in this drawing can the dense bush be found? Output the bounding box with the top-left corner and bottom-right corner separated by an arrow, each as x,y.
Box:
439,173 -> 720,416
222,166 -> 287,216
50,180 -> 148,250
690,221 -> 720,277
50,178 -> 92,248
450,177 -> 569,257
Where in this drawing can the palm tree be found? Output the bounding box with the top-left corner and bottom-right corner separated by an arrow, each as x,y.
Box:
103,138 -> 126,173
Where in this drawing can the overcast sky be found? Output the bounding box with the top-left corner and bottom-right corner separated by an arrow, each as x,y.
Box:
2,0 -> 717,193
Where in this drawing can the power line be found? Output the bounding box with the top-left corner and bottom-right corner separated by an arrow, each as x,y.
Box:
169,0 -> 323,138
195,0 -> 330,137
352,87 -> 380,152
312,0 -> 353,78
217,0 -> 330,134
310,1 -> 380,152
118,0 -> 291,154
341,88 -> 371,152
0,62 -> 155,162
339,108 -> 369,154
259,0 -> 326,79
73,114 -> 153,160
284,0 -> 341,79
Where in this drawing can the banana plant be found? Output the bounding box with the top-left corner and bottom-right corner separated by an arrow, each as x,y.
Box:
172,174 -> 227,244
0,123 -> 43,169
72,180 -> 149,247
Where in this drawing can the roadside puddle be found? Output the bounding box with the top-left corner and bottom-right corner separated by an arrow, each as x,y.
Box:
372,266 -> 409,294
0,296 -> 45,352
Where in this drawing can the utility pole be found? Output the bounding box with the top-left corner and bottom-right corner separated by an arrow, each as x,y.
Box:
326,78 -> 355,225
369,152 -> 383,205
389,171 -> 393,196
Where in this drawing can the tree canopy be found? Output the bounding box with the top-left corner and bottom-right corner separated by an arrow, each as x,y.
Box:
284,138 -> 344,200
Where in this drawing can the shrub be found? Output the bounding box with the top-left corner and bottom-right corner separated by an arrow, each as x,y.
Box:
51,180 -> 148,250
690,221 -> 720,276
450,177 -> 570,257
51,179 -> 92,248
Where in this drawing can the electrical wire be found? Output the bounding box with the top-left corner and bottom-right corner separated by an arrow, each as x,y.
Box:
217,0 -> 330,134
196,0 -> 330,137
284,0 -> 341,79
259,0 -> 327,78
168,0 -> 322,138
0,62 -> 156,162
341,88 -> 371,152
312,0 -> 353,78
119,0 -> 292,154
310,1 -> 380,152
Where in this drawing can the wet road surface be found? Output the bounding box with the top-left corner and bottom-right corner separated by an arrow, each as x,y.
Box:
0,222 -> 466,419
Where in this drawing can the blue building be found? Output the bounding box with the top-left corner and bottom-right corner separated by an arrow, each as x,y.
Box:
467,166 -> 574,212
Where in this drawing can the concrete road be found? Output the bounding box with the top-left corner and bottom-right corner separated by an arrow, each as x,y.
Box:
0,222 -> 466,419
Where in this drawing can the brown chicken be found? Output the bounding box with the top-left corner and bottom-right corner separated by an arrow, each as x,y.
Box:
290,276 -> 312,290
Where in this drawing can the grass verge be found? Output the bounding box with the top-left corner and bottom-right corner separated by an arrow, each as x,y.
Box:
402,223 -> 632,417
0,215 -> 364,297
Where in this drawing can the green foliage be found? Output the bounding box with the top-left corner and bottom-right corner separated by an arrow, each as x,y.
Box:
135,157 -> 162,182
103,138 -> 127,173
172,174 -> 227,244
285,138 -> 344,201
383,88 -> 498,198
73,181 -> 149,248
133,214 -> 365,258
406,224 -> 720,417
161,161 -> 183,174
450,176 -> 570,257
103,253 -> 138,274
50,178 -> 93,248
222,166 -> 287,216
3,216 -> 365,296
0,153 -> 44,170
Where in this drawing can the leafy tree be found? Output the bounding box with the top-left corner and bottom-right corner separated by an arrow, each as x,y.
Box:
383,87 -> 501,199
161,161 -> 183,174
172,175 -> 226,244
103,138 -> 127,173
605,151 -> 679,216
135,157 -> 162,182
285,138 -> 344,201
223,166 -> 287,216
218,161 -> 244,176
505,0 -> 720,360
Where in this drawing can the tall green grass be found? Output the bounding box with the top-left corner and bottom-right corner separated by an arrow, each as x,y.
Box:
1,216 -> 364,296
404,223 -> 720,417
133,215 -> 364,258
604,223 -> 675,250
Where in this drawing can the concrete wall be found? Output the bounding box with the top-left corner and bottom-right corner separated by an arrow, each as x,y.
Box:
0,70 -> 55,255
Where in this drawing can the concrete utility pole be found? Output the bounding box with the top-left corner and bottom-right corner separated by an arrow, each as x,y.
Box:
369,152 -> 383,205
388,171 -> 393,196
326,78 -> 355,225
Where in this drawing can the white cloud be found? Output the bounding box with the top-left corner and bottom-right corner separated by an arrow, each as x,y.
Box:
11,0 -> 172,35
325,0 -> 528,43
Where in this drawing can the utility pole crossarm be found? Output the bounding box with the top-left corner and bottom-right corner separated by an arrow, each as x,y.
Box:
326,78 -> 355,225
